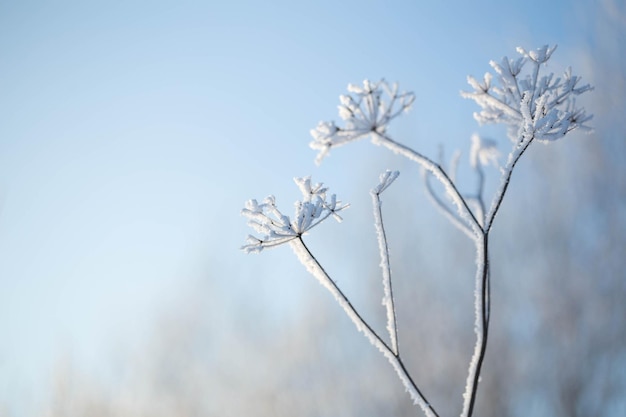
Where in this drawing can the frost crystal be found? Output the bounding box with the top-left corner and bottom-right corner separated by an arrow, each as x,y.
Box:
310,79 -> 415,164
241,177 -> 349,253
461,45 -> 593,143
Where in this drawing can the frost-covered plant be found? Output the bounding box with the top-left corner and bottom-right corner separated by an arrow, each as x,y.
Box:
242,45 -> 592,417
241,177 -> 349,252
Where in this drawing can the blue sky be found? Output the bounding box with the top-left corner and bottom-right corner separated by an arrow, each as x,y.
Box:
0,0 -> 614,414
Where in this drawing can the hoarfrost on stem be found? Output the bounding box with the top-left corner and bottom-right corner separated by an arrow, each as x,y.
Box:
371,170 -> 401,355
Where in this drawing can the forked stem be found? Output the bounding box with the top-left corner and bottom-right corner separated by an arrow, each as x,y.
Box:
463,134 -> 532,417
290,237 -> 440,417
372,132 -> 482,238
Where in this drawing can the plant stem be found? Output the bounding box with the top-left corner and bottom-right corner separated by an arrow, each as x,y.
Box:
463,232 -> 490,417
373,132 -> 482,236
372,187 -> 400,355
291,237 -> 440,417
486,136 -> 534,232
464,135 -> 532,416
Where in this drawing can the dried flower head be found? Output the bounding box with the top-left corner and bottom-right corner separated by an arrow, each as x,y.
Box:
461,45 -> 593,143
310,79 -> 415,164
241,177 -> 349,253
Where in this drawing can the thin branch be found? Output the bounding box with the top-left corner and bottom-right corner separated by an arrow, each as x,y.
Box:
485,136 -> 534,232
473,162 -> 486,227
461,89 -> 523,121
290,237 -> 440,417
423,169 -> 477,239
461,233 -> 491,417
462,134 -> 534,417
372,131 -> 483,236
371,180 -> 400,355
529,60 -> 541,114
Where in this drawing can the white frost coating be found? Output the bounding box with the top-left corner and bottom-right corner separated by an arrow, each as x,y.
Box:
289,238 -> 437,417
371,170 -> 400,354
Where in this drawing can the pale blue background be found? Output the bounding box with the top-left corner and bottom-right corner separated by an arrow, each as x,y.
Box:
0,0 -> 620,415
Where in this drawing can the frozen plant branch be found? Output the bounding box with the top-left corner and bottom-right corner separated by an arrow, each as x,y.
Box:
468,133 -> 500,226
242,175 -> 439,417
242,44 -> 592,417
371,170 -> 401,355
423,168 -> 476,239
291,237 -> 439,417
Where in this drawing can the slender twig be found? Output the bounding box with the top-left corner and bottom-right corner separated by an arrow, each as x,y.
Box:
529,60 -> 541,114
461,91 -> 522,121
372,181 -> 400,355
473,163 -> 486,226
462,232 -> 490,417
423,169 -> 477,239
290,237 -> 440,417
485,136 -> 534,232
372,132 -> 483,236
